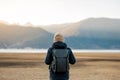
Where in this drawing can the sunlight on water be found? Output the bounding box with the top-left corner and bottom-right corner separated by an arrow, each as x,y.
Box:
0,49 -> 120,53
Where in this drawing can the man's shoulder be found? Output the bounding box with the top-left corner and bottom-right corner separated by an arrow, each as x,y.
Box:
48,47 -> 54,52
67,47 -> 72,50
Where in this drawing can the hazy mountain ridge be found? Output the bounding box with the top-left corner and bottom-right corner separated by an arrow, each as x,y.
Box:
44,18 -> 120,49
0,23 -> 53,49
0,18 -> 120,49
60,18 -> 120,38
64,18 -> 120,49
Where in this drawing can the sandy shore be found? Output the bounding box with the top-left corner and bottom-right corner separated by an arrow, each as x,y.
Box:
0,53 -> 120,80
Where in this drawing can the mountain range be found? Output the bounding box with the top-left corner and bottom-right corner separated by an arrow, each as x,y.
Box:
0,18 -> 120,49
0,23 -> 53,49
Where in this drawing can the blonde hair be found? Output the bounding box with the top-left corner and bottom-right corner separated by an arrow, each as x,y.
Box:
54,33 -> 64,42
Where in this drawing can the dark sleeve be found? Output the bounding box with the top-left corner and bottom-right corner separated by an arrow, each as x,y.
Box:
45,48 -> 53,65
68,48 -> 76,64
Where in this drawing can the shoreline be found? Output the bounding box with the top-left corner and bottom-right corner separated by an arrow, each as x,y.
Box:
0,49 -> 120,53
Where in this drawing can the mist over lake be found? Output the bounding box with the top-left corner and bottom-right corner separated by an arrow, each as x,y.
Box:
0,49 -> 120,53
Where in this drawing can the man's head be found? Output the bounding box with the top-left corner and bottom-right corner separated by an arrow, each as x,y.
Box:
54,33 -> 64,42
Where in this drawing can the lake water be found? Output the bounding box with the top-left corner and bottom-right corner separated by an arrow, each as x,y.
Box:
0,49 -> 120,53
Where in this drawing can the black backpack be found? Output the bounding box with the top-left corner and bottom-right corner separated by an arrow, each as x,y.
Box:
51,49 -> 69,73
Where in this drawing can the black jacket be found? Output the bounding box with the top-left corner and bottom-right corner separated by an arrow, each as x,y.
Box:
45,41 -> 76,80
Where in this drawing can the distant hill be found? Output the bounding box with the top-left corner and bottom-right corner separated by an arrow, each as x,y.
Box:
60,18 -> 120,38
44,18 -> 120,49
0,18 -> 120,49
65,18 -> 120,49
0,23 -> 53,49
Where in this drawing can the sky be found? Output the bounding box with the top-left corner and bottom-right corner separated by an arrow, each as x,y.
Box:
0,0 -> 120,25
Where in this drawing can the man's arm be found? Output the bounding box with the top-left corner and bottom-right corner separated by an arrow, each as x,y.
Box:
68,48 -> 76,64
45,48 -> 53,65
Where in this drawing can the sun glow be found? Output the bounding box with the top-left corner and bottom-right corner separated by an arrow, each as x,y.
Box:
0,0 -> 120,25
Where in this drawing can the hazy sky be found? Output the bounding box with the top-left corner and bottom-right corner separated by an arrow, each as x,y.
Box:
0,0 -> 120,25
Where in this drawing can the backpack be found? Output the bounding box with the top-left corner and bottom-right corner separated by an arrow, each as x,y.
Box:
51,49 -> 69,73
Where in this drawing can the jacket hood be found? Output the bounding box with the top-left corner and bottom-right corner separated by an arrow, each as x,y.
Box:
52,41 -> 67,49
